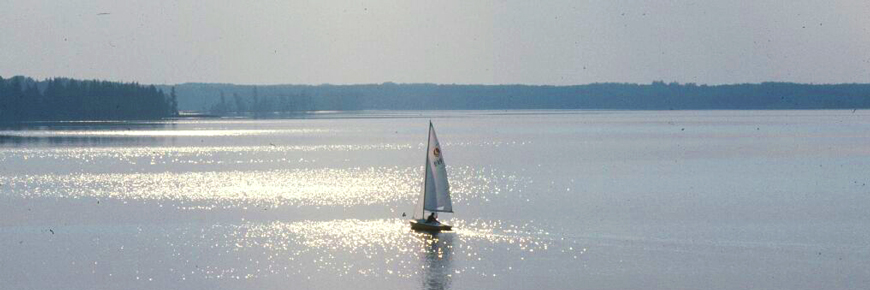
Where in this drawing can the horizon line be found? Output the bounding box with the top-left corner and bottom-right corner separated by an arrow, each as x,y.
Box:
3,74 -> 869,87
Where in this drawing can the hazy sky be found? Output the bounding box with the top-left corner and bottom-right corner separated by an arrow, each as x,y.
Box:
2,1 -> 869,85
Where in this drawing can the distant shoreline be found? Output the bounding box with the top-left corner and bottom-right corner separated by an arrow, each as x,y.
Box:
1,108 -> 866,125
165,81 -> 870,113
177,108 -> 869,120
4,75 -> 869,121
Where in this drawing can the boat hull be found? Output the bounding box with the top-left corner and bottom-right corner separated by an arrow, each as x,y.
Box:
409,219 -> 452,232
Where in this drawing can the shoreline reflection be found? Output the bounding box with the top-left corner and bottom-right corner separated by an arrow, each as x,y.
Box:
0,122 -> 174,146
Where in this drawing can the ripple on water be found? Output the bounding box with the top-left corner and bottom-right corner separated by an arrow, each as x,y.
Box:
0,166 -> 527,208
0,128 -> 328,137
0,144 -> 414,164
0,140 -> 529,164
159,218 -> 581,281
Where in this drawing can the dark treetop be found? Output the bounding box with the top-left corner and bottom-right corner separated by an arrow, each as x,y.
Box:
0,76 -> 177,122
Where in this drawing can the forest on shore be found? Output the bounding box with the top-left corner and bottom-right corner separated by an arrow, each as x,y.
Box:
165,81 -> 870,114
0,76 -> 177,122
3,74 -> 869,122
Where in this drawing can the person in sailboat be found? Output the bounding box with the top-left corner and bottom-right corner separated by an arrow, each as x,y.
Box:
426,212 -> 438,223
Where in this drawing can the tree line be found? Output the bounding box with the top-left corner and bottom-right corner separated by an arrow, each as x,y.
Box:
0,76 -> 177,121
207,87 -> 318,116
168,81 -> 870,113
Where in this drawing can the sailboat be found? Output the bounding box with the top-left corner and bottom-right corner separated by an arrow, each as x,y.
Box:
410,121 -> 454,232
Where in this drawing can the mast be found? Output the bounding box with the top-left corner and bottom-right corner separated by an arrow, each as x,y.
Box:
417,121 -> 433,218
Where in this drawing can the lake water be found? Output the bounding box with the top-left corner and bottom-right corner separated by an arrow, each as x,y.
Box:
1,110 -> 869,289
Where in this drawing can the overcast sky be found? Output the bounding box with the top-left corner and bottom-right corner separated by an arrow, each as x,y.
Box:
1,1 -> 869,85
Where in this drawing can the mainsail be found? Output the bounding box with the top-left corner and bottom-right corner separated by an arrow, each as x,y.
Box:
422,122 -> 452,213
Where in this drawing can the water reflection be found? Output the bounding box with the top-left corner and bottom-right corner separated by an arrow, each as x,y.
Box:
417,232 -> 454,290
184,219 -> 555,282
0,122 -> 173,146
0,166 -> 523,208
0,215 -> 573,289
0,121 -> 329,147
0,134 -> 165,146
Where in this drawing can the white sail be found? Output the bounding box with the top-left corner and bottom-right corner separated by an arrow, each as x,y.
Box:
423,122 -> 452,213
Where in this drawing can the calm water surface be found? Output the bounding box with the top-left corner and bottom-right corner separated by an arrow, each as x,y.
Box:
1,110 -> 869,289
